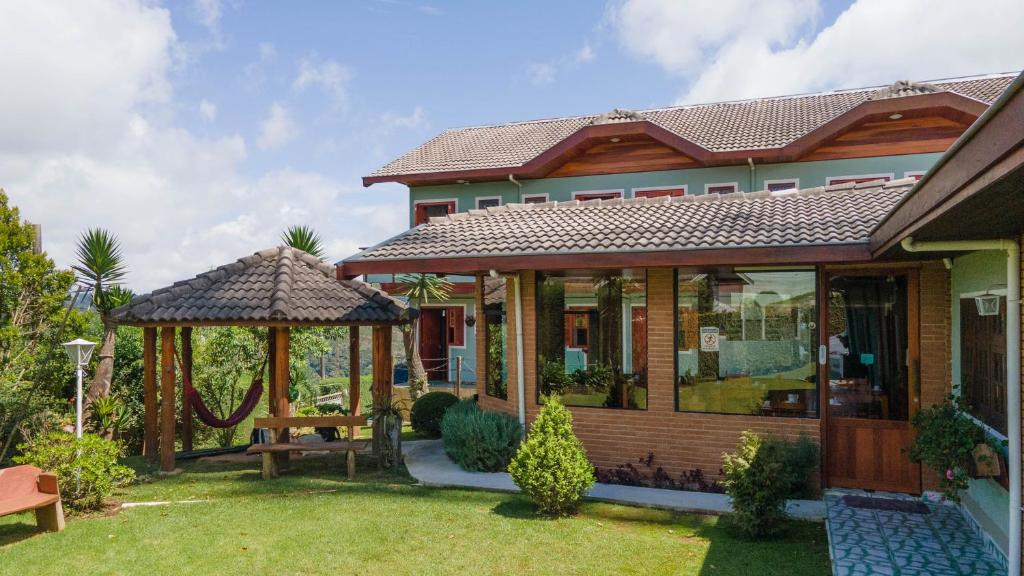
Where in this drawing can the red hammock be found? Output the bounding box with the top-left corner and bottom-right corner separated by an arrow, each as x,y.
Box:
176,352 -> 267,429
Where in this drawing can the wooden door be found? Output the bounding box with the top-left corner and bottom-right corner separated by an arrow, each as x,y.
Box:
419,308 -> 448,382
824,270 -> 921,493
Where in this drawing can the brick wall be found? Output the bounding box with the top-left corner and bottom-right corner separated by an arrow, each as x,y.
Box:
479,263 -> 952,486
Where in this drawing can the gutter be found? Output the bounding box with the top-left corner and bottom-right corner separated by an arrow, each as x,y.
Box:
508,174 -> 523,203
901,236 -> 1021,576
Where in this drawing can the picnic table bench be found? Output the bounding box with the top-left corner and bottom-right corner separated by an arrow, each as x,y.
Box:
248,415 -> 370,480
0,465 -> 65,532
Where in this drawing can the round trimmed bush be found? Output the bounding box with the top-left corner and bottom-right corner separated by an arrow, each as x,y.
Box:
508,397 -> 594,515
410,391 -> 459,437
15,432 -> 135,512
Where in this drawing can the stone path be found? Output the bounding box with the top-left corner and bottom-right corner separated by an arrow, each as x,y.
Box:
825,491 -> 1006,576
402,439 -> 825,520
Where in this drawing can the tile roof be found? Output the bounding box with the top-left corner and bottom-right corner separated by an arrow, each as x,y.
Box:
368,73 -> 1017,179
114,246 -> 409,325
348,178 -> 918,263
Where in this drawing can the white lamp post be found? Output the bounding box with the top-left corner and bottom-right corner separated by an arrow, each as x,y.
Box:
63,338 -> 96,438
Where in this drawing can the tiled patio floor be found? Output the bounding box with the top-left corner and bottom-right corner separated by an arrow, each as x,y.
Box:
825,491 -> 1005,575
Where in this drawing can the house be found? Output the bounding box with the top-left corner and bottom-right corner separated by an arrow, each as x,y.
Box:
345,71 -> 1022,569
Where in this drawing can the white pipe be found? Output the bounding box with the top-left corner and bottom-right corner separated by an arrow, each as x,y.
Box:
902,236 -> 1021,576
508,174 -> 523,203
747,157 -> 755,192
513,273 -> 526,426
75,366 -> 83,438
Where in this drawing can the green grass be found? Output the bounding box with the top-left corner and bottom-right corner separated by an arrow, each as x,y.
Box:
0,454 -> 830,576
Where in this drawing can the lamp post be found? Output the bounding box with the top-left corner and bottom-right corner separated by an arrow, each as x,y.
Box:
63,338 -> 96,438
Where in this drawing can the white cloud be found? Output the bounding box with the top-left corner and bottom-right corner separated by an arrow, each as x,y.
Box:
576,43 -> 595,63
0,1 -> 403,291
381,106 -> 428,130
526,62 -> 557,85
610,0 -> 1024,103
192,0 -> 223,32
199,98 -> 217,121
257,102 -> 298,150
293,56 -> 352,109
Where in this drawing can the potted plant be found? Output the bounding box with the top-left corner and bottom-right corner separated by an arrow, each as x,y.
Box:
908,395 -> 1000,500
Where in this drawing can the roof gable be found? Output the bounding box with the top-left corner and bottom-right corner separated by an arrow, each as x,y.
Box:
364,73 -> 1016,186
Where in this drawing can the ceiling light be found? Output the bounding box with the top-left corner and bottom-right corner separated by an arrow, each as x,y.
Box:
610,137 -> 621,143
889,113 -> 903,120
456,179 -> 468,184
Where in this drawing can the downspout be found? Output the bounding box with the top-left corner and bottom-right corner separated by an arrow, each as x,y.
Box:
747,157 -> 755,192
513,273 -> 526,426
901,236 -> 1021,575
508,174 -> 523,203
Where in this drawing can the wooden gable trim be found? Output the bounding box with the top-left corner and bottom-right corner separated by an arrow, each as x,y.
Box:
342,244 -> 873,276
362,92 -> 988,187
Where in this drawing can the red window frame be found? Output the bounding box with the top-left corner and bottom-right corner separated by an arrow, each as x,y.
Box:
414,201 -> 457,225
574,191 -> 622,201
635,187 -> 686,199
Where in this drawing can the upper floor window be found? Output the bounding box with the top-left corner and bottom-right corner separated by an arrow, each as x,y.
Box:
573,190 -> 623,201
705,182 -> 738,195
826,174 -> 893,186
523,194 -> 549,204
904,171 -> 926,181
414,200 -> 456,225
537,270 -> 647,410
634,186 -> 686,199
476,197 -> 501,210
765,179 -> 799,192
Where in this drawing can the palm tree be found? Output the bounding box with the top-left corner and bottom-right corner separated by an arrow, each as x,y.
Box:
73,228 -> 132,404
399,274 -> 453,396
281,225 -> 326,259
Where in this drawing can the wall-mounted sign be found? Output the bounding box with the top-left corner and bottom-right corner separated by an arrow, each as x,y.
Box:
700,327 -> 720,352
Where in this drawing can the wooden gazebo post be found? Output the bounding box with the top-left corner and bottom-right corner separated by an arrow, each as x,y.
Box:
181,327 -> 194,453
159,326 -> 177,472
268,327 -> 291,470
349,326 -> 360,438
142,327 -> 158,460
370,326 -> 393,462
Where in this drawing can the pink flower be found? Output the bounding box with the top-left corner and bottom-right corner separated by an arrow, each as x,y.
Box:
946,468 -> 955,480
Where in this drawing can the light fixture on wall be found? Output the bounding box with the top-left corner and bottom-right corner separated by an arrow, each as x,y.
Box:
976,292 -> 1001,316
465,312 -> 476,328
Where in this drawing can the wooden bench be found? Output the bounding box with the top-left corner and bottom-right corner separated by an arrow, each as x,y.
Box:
0,465 -> 65,532
249,416 -> 370,480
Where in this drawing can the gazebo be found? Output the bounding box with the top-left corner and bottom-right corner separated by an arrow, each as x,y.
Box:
111,246 -> 410,474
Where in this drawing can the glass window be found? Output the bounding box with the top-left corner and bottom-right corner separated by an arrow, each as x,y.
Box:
483,277 -> 508,399
477,197 -> 501,210
676,269 -> 818,417
537,270 -> 647,409
706,183 -> 738,194
961,295 -> 1007,434
523,195 -> 548,204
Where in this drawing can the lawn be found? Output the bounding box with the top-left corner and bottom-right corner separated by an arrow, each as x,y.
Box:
0,453 -> 831,576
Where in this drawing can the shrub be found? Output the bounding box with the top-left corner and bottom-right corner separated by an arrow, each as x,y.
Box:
410,391 -> 459,437
908,394 -> 990,500
508,397 -> 594,515
317,403 -> 346,415
539,359 -> 573,396
14,432 -> 135,512
441,399 -> 522,471
721,431 -> 794,538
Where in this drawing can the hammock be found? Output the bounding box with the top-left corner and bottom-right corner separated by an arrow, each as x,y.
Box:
176,351 -> 268,429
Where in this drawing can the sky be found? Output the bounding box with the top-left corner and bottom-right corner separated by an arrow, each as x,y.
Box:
2,0 -> 1023,292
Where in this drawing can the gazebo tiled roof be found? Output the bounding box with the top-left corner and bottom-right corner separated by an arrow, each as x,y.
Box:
113,246 -> 409,326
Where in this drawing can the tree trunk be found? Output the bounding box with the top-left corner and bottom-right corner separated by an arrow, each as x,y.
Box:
404,317 -> 428,396
86,316 -> 117,405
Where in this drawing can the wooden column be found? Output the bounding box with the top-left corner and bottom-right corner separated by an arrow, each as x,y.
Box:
181,327 -> 194,453
159,327 -> 176,472
349,325 -> 361,439
142,327 -> 158,460
372,326 -> 393,409
271,327 -> 291,468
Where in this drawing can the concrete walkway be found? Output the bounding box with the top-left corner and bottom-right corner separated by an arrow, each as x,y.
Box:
403,439 -> 825,520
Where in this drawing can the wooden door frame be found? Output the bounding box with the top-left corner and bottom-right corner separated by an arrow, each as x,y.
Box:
819,266 -> 921,492
418,306 -> 450,381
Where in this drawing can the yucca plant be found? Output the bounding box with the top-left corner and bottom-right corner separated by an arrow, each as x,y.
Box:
281,225 -> 326,259
73,228 -> 132,405
398,273 -> 453,395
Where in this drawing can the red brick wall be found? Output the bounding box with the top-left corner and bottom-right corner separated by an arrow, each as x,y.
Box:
478,263 -> 952,487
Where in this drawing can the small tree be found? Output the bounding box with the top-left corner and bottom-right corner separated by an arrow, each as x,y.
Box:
398,273 -> 452,398
73,228 -> 132,407
721,431 -> 789,538
281,224 -> 326,259
508,397 -> 594,515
